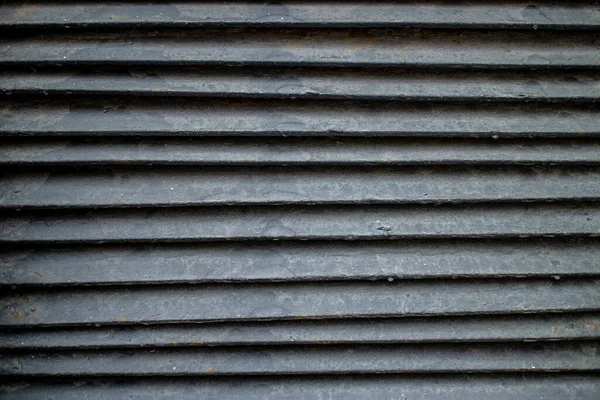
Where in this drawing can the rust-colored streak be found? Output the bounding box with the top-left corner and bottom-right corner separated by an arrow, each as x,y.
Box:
348,39 -> 375,52
552,327 -> 565,335
287,41 -> 303,49
15,5 -> 39,18
586,320 -> 599,330
33,271 -> 45,279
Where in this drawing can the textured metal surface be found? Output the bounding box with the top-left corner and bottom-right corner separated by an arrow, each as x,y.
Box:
1,28 -> 599,68
1,239 -> 599,286
2,138 -> 600,165
2,375 -> 600,400
3,203 -> 600,243
2,342 -> 599,376
2,68 -> 600,102
2,1 -> 600,29
3,165 -> 600,208
2,312 -> 599,349
3,279 -> 599,327
3,376 -> 600,400
2,313 -> 599,349
1,1 -> 600,399
2,98 -> 599,137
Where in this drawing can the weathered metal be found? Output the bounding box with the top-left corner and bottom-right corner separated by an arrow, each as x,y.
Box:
1,1 -> 599,398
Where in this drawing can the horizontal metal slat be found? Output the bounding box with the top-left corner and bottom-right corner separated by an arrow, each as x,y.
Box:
2,69 -> 600,101
1,99 -> 599,137
2,239 -> 599,286
1,342 -> 599,375
2,138 -> 599,166
1,203 -> 599,243
1,28 -> 598,68
2,313 -> 598,350
3,375 -> 600,400
2,1 -> 600,30
1,279 -> 598,326
2,166 -> 600,209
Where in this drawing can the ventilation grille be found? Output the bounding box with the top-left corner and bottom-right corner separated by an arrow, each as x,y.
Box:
1,1 -> 599,398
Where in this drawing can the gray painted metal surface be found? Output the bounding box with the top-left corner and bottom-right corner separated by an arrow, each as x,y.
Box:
4,166 -> 600,208
2,375 -> 600,400
2,313 -> 599,349
3,203 -> 600,243
1,239 -> 599,286
2,138 -> 600,165
2,342 -> 599,375
2,98 -> 600,137
1,1 -> 600,399
1,28 -> 599,68
2,68 -> 600,102
3,279 -> 599,326
2,1 -> 599,29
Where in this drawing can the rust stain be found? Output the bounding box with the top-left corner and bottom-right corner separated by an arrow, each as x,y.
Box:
348,38 -> 375,52
287,41 -> 303,49
109,15 -> 122,20
23,296 -> 31,303
189,337 -> 204,344
30,308 -> 37,313
586,320 -> 599,330
577,128 -> 586,135
345,31 -> 379,53
552,327 -> 565,335
11,310 -> 23,319
348,43 -> 363,52
33,271 -> 45,279
119,316 -> 128,322
204,368 -> 217,374
15,5 -> 39,18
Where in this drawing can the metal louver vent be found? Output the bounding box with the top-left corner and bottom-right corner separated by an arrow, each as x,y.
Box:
1,1 -> 599,399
